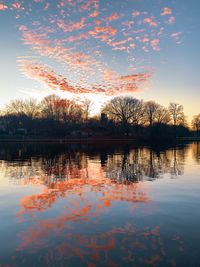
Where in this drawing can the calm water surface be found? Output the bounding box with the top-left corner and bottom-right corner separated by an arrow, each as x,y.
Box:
0,142 -> 200,267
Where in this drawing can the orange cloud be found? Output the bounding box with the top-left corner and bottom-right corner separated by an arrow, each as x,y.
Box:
107,13 -> 120,22
57,17 -> 86,32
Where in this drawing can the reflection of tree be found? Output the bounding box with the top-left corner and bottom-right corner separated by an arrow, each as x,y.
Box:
192,142 -> 200,164
169,148 -> 184,177
105,148 -> 144,183
14,174 -> 183,267
0,143 -> 188,186
0,143 -> 191,267
104,147 -> 184,182
14,157 -> 152,267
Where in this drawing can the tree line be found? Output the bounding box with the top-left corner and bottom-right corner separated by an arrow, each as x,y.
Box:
0,94 -> 199,139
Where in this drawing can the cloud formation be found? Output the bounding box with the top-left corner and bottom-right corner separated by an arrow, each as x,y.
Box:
18,59 -> 151,95
1,0 -> 181,97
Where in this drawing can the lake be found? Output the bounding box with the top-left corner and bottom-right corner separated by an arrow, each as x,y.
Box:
0,142 -> 200,267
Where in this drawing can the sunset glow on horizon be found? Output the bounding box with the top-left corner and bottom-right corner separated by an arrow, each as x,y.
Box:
0,0 -> 200,120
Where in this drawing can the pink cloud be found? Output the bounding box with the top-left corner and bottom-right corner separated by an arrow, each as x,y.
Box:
107,13 -> 120,22
143,17 -> 158,27
150,39 -> 160,51
18,60 -> 92,94
132,11 -> 140,17
1,0 -> 181,99
18,59 -> 151,96
11,2 -> 22,9
168,16 -> 175,25
161,7 -> 172,16
57,18 -> 86,32
89,9 -> 99,17
0,3 -> 8,10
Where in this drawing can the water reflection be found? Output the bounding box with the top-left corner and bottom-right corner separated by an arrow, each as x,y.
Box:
0,143 -> 188,183
0,142 -> 199,267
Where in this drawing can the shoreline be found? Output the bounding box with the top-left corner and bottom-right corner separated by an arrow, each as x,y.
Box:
0,137 -> 140,144
0,137 -> 199,144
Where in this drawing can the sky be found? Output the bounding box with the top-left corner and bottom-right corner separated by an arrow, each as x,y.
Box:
0,0 -> 200,120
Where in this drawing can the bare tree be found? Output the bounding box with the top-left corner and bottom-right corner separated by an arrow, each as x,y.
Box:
81,98 -> 93,121
102,96 -> 144,134
129,99 -> 144,127
191,114 -> 200,135
168,103 -> 185,126
144,101 -> 159,126
41,95 -> 62,121
5,99 -> 41,119
23,99 -> 41,119
155,105 -> 170,124
41,95 -> 83,123
6,99 -> 26,116
59,99 -> 83,124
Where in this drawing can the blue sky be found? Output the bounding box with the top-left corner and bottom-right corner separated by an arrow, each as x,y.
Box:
0,0 -> 200,120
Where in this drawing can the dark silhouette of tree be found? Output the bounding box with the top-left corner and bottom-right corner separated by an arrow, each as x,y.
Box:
191,114 -> 200,136
0,94 -> 192,139
41,94 -> 62,121
81,98 -> 93,122
155,105 -> 170,124
57,99 -> 83,124
6,99 -> 41,119
168,102 -> 185,126
24,99 -> 41,119
102,96 -> 144,135
168,102 -> 187,138
6,99 -> 26,116
144,101 -> 159,126
129,99 -> 144,127
41,94 -> 83,123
